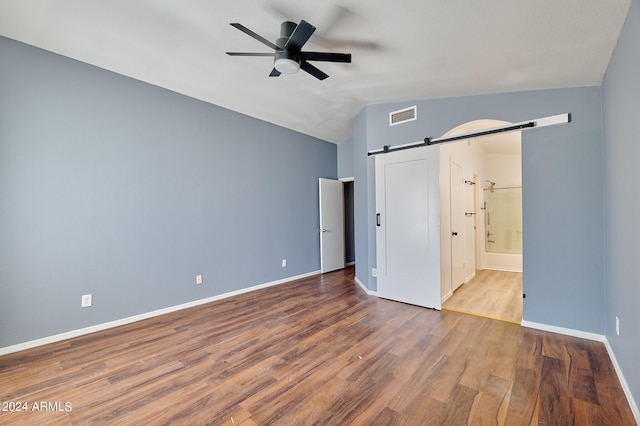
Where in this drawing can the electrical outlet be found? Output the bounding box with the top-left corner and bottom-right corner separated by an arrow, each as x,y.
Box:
372,268 -> 377,277
196,274 -> 203,285
616,316 -> 620,336
282,259 -> 287,268
81,294 -> 92,308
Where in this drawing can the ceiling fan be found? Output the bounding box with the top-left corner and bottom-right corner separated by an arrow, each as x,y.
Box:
225,20 -> 352,80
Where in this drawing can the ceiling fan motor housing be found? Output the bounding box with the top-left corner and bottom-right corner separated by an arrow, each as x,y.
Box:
279,21 -> 297,40
275,49 -> 300,64
274,21 -> 301,72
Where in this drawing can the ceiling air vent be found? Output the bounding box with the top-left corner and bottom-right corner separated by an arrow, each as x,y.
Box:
389,105 -> 417,126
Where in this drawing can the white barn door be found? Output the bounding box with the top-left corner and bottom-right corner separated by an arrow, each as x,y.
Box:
375,147 -> 441,309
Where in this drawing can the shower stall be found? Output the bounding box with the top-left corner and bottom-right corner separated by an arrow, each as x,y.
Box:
483,183 -> 522,256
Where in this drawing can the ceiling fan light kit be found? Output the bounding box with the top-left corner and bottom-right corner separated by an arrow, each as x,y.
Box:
226,19 -> 351,80
274,58 -> 300,74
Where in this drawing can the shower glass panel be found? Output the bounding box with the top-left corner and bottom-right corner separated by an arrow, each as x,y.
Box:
484,187 -> 522,254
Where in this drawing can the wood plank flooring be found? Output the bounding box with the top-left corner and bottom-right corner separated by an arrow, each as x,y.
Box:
443,269 -> 523,324
0,267 -> 635,425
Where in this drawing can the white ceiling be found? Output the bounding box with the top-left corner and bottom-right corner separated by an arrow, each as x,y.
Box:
0,0 -> 631,144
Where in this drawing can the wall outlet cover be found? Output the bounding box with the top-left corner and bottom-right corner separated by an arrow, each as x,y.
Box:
81,294 -> 92,308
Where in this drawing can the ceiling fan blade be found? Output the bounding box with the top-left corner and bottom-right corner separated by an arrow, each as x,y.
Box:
312,36 -> 381,51
300,61 -> 329,80
284,20 -> 316,51
321,4 -> 352,35
269,68 -> 281,77
267,4 -> 359,48
301,52 -> 351,63
226,52 -> 275,56
230,23 -> 280,51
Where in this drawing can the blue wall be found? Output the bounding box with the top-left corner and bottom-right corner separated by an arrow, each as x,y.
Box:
603,0 -> 640,408
353,87 -> 606,334
352,108 -> 371,286
337,137 -> 354,178
0,37 -> 336,348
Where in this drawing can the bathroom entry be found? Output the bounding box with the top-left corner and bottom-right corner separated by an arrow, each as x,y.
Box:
440,119 -> 523,323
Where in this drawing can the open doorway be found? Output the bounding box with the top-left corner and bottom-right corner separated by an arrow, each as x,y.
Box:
342,179 -> 355,266
319,178 -> 355,272
439,120 -> 523,324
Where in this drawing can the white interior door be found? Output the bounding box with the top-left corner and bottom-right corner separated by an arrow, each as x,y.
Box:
319,178 -> 345,273
450,161 -> 465,290
375,148 -> 441,309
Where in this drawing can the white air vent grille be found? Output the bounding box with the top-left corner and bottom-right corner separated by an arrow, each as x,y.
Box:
389,105 -> 417,126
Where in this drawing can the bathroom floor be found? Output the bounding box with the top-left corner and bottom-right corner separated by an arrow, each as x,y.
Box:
443,269 -> 522,323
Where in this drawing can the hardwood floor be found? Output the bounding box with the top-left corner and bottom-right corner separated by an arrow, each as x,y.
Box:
443,269 -> 523,324
0,267 -> 635,425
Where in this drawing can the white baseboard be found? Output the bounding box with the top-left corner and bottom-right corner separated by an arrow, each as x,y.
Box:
0,270 -> 320,357
464,271 -> 476,284
521,320 -> 604,342
604,337 -> 640,424
354,276 -> 377,296
482,267 -> 523,273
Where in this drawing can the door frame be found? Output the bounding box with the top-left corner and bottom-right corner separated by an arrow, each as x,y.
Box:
449,160 -> 465,292
340,177 -> 355,266
473,174 -> 480,271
